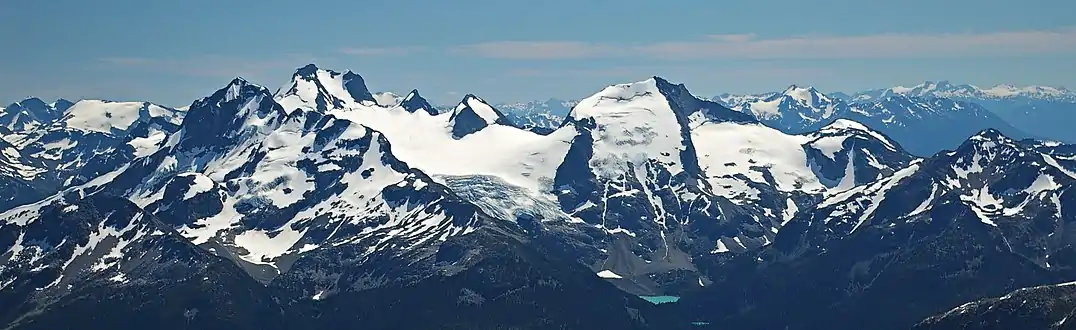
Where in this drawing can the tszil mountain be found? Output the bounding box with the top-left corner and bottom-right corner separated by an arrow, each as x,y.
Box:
855,80 -> 1076,144
3,66 -> 1075,329
679,129 -> 1076,330
718,85 -> 1030,156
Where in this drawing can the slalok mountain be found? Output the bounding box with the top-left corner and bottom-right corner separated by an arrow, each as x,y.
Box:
0,64 -> 1073,329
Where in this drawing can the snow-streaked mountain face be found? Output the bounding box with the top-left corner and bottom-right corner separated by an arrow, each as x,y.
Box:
680,129 -> 1076,330
0,194 -> 284,329
0,138 -> 48,211
497,98 -> 578,133
717,85 -> 848,133
398,89 -> 439,115
915,281 -> 1076,330
794,129 -> 1076,248
0,194 -> 660,330
89,78 -> 489,284
0,100 -> 185,205
856,80 -> 1076,143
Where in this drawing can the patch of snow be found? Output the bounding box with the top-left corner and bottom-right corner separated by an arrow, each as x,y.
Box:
1024,173 -> 1061,196
711,239 -> 730,254
909,184 -> 939,217
596,270 -> 624,279
232,227 -> 306,266
811,136 -> 848,161
178,173 -> 214,200
127,129 -> 169,157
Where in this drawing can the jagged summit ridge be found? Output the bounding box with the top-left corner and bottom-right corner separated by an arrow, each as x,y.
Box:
718,84 -> 844,131
274,64 -> 377,113
0,97 -> 69,132
781,85 -> 833,106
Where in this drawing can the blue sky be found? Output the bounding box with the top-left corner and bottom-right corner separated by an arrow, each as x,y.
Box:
2,0 -> 1074,107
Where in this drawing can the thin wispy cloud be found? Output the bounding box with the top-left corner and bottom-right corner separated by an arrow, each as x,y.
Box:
451,41 -> 615,60
506,65 -> 833,80
506,68 -> 637,77
454,27 -> 1076,60
339,46 -> 426,56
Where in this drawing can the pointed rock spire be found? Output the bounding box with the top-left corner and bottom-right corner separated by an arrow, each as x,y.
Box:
342,70 -> 376,104
448,94 -> 511,138
400,89 -> 438,116
52,99 -> 75,113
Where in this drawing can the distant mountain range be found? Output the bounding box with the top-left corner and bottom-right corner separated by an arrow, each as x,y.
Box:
716,85 -> 1033,156
854,81 -> 1076,145
3,70 -> 1075,329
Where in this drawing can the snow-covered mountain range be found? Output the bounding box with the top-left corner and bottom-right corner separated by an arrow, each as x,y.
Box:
2,67 -> 1074,329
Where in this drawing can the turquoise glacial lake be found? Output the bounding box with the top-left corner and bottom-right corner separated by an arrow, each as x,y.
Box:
639,295 -> 680,304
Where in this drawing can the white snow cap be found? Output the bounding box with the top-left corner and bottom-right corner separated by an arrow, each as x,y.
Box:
569,77 -> 667,120
567,76 -> 693,178
61,100 -> 179,133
